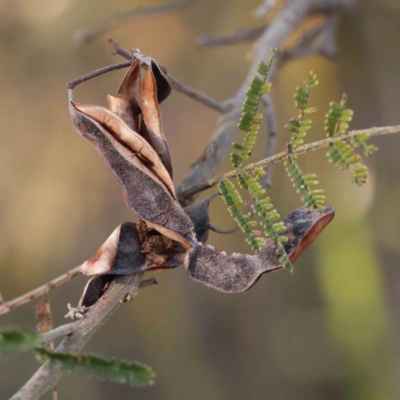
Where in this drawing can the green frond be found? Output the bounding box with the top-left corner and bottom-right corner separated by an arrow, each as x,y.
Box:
287,72 -> 318,147
0,328 -> 39,354
326,141 -> 368,186
240,173 -> 266,198
285,118 -> 313,146
231,48 -> 276,167
284,155 -> 326,209
351,132 -> 377,156
218,178 -> 243,206
35,348 -> 155,387
238,172 -> 293,270
219,178 -> 260,251
246,233 -> 266,251
324,95 -> 354,137
294,71 -> 319,110
352,165 -> 368,186
252,167 -> 267,180
327,142 -> 359,169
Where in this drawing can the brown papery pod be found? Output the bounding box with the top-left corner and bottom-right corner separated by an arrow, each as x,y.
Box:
131,49 -> 172,103
70,103 -> 197,249
80,222 -> 154,276
149,60 -> 171,104
141,68 -> 173,177
73,102 -> 176,199
185,206 -> 334,293
78,275 -> 117,308
107,59 -> 141,132
80,225 -> 121,275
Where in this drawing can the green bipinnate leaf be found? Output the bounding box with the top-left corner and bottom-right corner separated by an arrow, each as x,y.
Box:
36,348 -> 155,387
231,48 -> 276,168
0,328 -> 39,354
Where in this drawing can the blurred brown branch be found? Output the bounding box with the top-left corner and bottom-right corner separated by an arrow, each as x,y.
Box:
11,273 -> 143,400
108,38 -> 230,113
66,60 -> 132,89
0,266 -> 81,316
173,124 -> 400,202
197,24 -> 267,47
5,1 -> 355,398
74,0 -> 196,45
177,0 -> 353,204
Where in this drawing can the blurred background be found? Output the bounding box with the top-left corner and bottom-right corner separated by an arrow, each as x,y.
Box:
1,0 -> 400,399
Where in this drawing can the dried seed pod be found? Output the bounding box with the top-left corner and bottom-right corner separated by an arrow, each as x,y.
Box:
185,206 -> 334,293
141,68 -> 173,177
72,102 -> 175,199
69,102 -> 197,249
107,59 -> 142,132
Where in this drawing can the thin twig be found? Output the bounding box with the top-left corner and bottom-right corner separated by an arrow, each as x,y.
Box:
66,61 -> 132,89
0,290 -> 3,305
197,24 -> 267,47
38,322 -> 76,345
74,0 -> 197,45
181,125 -> 400,198
167,73 -> 232,113
0,266 -> 81,316
108,38 -> 229,113
11,273 -> 143,400
177,0 -> 352,204
279,15 -> 338,63
109,38 -> 132,59
208,223 -> 239,234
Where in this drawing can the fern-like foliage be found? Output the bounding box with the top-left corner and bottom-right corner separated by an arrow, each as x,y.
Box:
284,72 -> 326,209
0,328 -> 39,354
231,48 -> 276,168
351,132 -> 377,157
218,178 -> 261,252
324,95 -> 373,186
220,58 -> 382,271
240,172 -> 292,271
284,155 -> 326,209
284,71 -> 319,148
0,327 -> 155,387
36,348 -> 155,387
324,97 -> 352,136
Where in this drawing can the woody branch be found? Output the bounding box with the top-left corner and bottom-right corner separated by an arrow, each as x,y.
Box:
7,1 -> 353,398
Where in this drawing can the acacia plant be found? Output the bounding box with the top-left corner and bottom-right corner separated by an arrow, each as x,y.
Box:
1,1 -> 400,399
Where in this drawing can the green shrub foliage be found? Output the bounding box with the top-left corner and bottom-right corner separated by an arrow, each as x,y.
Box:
220,50 -> 376,271
0,328 -> 39,354
0,327 -> 155,387
324,95 -> 374,186
231,49 -> 275,168
284,71 -> 326,209
36,348 -> 155,387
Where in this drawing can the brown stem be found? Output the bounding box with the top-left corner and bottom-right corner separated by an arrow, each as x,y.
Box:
38,322 -> 77,344
66,61 -> 132,90
11,273 -> 143,400
197,24 -> 267,47
208,223 -> 239,234
108,38 -> 229,113
180,125 -> 400,199
74,0 -> 197,45
176,0 -> 352,204
167,73 -> 232,113
0,266 -> 81,316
